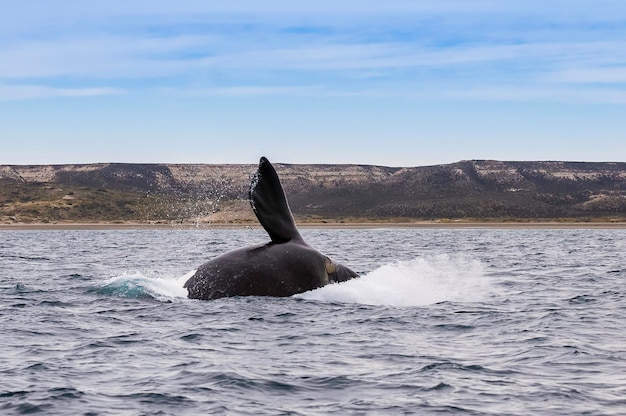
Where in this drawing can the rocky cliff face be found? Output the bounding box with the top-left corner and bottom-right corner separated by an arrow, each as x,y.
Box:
1,160 -> 625,223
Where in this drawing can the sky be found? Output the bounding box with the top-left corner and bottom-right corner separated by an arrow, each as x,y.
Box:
1,0 -> 625,167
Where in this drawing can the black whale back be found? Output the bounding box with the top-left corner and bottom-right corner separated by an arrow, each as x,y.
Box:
184,157 -> 359,300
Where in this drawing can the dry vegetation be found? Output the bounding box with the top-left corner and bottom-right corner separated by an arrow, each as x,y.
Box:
1,160 -> 625,224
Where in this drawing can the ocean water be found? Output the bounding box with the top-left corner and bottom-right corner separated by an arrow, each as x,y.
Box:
1,227 -> 625,415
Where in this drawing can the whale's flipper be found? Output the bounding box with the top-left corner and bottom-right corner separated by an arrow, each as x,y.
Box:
249,157 -> 302,243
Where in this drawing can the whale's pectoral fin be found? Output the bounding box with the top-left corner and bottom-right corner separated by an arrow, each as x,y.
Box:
249,157 -> 302,243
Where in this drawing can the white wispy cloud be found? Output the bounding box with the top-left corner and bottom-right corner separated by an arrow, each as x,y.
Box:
5,35 -> 625,78
194,41 -> 626,72
181,85 -> 324,97
436,85 -> 626,104
0,83 -> 124,101
553,67 -> 626,84
3,0 -> 624,25
0,35 -> 216,79
1,1 -> 626,104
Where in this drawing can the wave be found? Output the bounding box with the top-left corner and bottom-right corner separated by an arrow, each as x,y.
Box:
296,254 -> 493,307
98,271 -> 193,302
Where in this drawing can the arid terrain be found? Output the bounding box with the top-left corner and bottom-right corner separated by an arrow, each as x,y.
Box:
1,160 -> 625,225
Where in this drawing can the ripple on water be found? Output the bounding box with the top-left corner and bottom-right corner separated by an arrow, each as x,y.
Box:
1,228 -> 625,415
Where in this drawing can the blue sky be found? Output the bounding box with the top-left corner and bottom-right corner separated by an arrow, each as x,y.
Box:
1,0 -> 625,166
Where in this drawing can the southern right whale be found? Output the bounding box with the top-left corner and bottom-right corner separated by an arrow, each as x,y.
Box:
184,157 -> 359,300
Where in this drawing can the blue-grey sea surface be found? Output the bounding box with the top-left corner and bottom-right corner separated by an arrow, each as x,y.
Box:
1,228 -> 625,415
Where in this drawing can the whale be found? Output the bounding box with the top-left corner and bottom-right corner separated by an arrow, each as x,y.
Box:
184,157 -> 359,300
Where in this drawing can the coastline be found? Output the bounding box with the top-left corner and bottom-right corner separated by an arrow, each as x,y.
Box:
1,221 -> 625,230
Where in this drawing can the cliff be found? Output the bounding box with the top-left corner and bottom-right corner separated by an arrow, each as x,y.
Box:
1,160 -> 625,224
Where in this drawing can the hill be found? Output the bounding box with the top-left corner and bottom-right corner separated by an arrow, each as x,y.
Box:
1,160 -> 625,224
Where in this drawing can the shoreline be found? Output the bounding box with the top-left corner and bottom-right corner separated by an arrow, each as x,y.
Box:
1,221 -> 625,230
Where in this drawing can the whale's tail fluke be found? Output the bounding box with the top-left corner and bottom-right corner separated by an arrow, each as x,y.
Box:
249,157 -> 302,244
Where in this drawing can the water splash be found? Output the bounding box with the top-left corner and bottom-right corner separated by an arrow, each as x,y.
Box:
296,254 -> 492,307
98,255 -> 492,306
98,271 -> 192,302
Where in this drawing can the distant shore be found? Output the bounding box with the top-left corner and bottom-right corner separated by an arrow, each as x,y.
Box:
1,221 -> 625,230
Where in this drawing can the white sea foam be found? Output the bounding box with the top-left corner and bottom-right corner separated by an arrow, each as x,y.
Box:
103,255 -> 492,306
296,254 -> 492,307
101,270 -> 193,302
